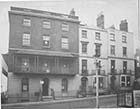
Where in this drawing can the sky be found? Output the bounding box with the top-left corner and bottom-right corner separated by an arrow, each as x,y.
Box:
0,0 -> 139,54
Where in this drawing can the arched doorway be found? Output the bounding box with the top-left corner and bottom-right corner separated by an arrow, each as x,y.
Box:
41,78 -> 49,96
81,77 -> 88,96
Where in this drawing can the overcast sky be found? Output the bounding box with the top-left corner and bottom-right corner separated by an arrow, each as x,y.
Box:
0,0 -> 139,54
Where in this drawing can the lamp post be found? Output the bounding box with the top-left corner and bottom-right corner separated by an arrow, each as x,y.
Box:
96,64 -> 99,108
40,80 -> 44,101
95,59 -> 101,108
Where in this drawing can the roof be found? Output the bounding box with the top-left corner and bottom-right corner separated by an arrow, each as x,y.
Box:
79,24 -> 107,32
9,7 -> 80,23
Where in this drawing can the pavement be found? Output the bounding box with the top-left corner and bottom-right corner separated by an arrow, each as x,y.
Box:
2,94 -> 117,109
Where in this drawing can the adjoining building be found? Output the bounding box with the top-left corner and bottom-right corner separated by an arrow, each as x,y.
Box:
78,13 -> 135,95
1,54 -> 8,93
7,7 -> 80,102
107,20 -> 135,92
79,24 -> 108,95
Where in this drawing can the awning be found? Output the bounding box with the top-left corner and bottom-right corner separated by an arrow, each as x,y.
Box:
15,49 -> 79,57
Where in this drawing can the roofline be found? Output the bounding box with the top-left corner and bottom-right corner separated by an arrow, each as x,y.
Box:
9,7 -> 80,23
106,27 -> 133,34
79,24 -> 107,32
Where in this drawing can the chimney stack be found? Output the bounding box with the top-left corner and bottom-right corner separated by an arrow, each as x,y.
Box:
70,8 -> 75,16
119,19 -> 128,32
96,12 -> 104,29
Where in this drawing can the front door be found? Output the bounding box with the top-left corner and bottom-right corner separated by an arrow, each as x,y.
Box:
81,77 -> 88,96
42,78 -> 49,96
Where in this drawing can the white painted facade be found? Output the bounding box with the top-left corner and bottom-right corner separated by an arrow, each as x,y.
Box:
79,25 -> 108,93
78,25 -> 135,92
107,28 -> 135,89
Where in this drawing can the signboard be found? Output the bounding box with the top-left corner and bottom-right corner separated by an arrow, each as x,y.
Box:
133,90 -> 140,107
126,92 -> 132,106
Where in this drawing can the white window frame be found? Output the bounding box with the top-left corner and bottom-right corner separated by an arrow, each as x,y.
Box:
62,23 -> 69,31
93,77 -> 104,89
95,32 -> 101,40
42,35 -> 50,48
43,21 -> 51,29
110,45 -> 115,55
122,35 -> 127,43
22,33 -> 30,46
120,75 -> 131,87
123,47 -> 127,56
23,18 -> 31,26
61,37 -> 69,49
110,33 -> 115,41
81,42 -> 88,53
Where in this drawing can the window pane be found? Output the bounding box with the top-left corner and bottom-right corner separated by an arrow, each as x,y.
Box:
95,32 -> 100,40
111,45 -> 115,55
126,76 -> 131,86
110,34 -> 115,41
21,58 -> 30,72
95,44 -> 101,57
99,77 -> 103,88
43,35 -> 50,47
82,30 -> 87,38
22,33 -> 30,46
43,21 -> 51,29
61,38 -> 68,49
121,76 -> 125,87
62,23 -> 69,31
122,35 -> 127,43
82,60 -> 87,70
23,18 -> 31,26
82,43 -> 87,53
123,47 -> 127,56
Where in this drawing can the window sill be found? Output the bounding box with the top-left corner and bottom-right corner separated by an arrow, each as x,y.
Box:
62,30 -> 69,32
123,55 -> 127,57
122,42 -> 127,43
95,39 -> 101,41
110,54 -> 116,56
82,37 -> 88,39
22,45 -> 30,47
110,39 -> 115,41
22,24 -> 31,27
43,46 -> 50,49
43,27 -> 51,29
82,52 -> 88,54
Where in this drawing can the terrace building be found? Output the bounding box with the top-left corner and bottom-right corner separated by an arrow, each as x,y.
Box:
79,24 -> 108,95
107,20 -> 135,91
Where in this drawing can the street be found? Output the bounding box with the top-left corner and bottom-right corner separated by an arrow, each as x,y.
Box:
2,94 -> 117,109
